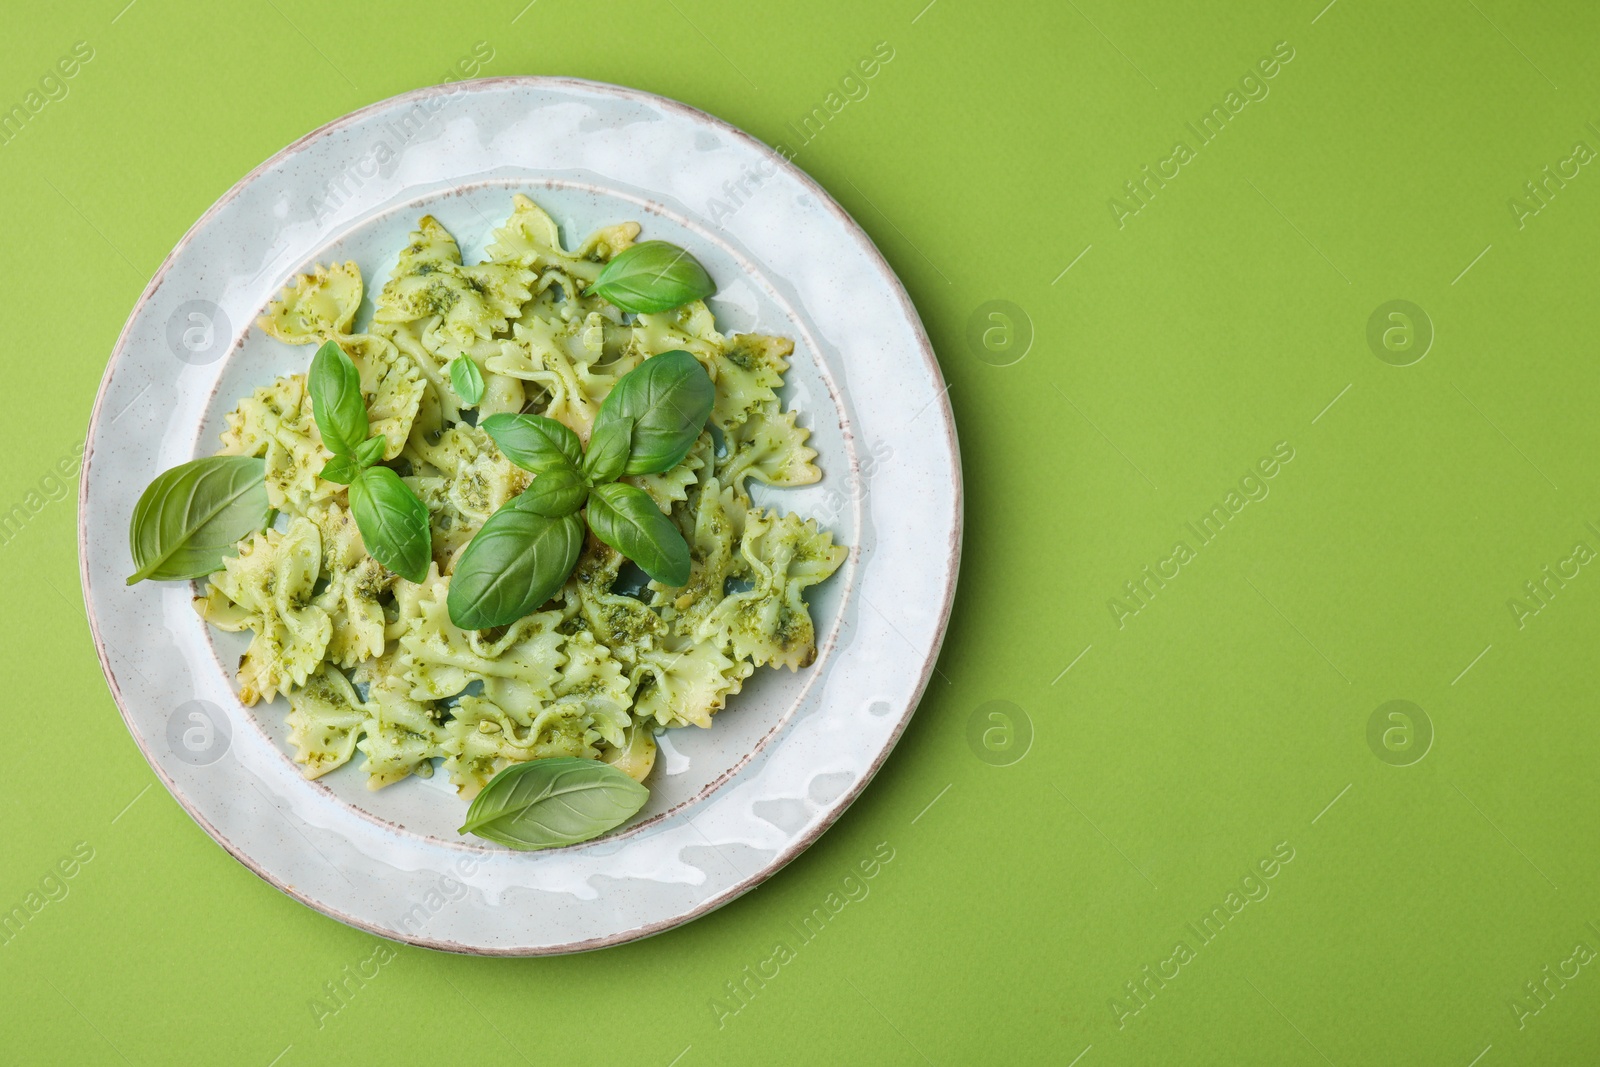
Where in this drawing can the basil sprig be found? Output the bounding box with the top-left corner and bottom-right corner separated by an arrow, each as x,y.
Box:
126,455 -> 272,584
586,240 -> 715,313
449,354 -> 485,407
446,350 -> 713,630
320,434 -> 387,486
459,756 -> 649,849
308,340 -> 432,583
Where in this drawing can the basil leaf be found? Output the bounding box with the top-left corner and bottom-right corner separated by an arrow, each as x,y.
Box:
481,413 -> 584,474
592,350 -> 714,475
308,340 -> 368,456
353,434 -> 387,469
585,481 -> 691,586
582,415 -> 633,484
447,499 -> 584,629
449,354 -> 485,406
459,757 -> 649,849
319,454 -> 360,485
348,466 -> 432,583
586,240 -> 715,314
516,467 -> 589,518
126,455 -> 271,584
320,434 -> 386,485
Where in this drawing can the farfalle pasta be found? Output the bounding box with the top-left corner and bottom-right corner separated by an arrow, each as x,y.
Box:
192,196 -> 846,800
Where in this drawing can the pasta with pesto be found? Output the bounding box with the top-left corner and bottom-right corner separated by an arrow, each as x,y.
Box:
194,195 -> 846,806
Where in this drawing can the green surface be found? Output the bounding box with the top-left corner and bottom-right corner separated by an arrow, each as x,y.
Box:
4,0 -> 1599,1062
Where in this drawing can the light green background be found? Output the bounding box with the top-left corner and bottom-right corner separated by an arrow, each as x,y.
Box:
3,0 -> 1598,1062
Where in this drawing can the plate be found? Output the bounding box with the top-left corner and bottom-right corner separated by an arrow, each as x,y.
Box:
78,77 -> 960,954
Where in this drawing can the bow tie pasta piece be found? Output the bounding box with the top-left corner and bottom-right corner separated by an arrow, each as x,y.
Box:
198,516 -> 332,704
651,477 -> 746,639
393,583 -> 567,706
545,629 -> 632,723
403,476 -> 475,571
310,505 -> 393,668
697,509 -> 846,671
339,334 -> 426,461
711,334 -> 792,432
394,213 -> 462,272
718,406 -> 822,502
399,424 -> 529,570
286,665 -> 370,778
217,374 -> 340,515
258,261 -> 363,343
385,560 -> 447,643
624,429 -> 710,514
375,215 -> 536,346
442,694 -> 605,797
626,303 -> 726,369
444,436 -> 530,527
484,193 -> 640,289
492,312 -> 637,438
352,654 -> 447,789
358,698 -> 445,789
601,720 -> 658,784
563,543 -> 668,669
402,422 -> 484,481
631,641 -> 754,730
428,335 -> 527,418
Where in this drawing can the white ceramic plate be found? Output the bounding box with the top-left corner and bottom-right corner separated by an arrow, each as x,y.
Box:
79,77 -> 960,954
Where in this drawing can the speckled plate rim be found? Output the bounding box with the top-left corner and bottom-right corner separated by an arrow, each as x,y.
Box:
78,76 -> 961,954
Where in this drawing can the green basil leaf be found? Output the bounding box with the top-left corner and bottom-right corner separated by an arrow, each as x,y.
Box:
321,434 -> 386,485
582,414 -> 633,484
592,350 -> 714,475
586,240 -> 715,314
516,467 -> 589,518
459,756 -> 649,849
585,481 -> 691,587
308,340 -> 368,456
449,354 -> 485,406
447,499 -> 584,629
481,413 -> 584,474
348,466 -> 432,583
319,454 -> 360,485
126,455 -> 271,584
353,434 -> 387,470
